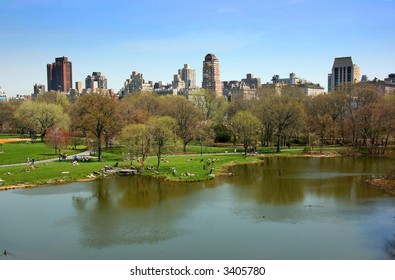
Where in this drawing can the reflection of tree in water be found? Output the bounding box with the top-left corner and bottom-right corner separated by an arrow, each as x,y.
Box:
71,176 -> 204,250
228,158 -> 305,205
115,176 -> 203,209
385,234 -> 395,259
228,157 -> 386,205
72,180 -> 111,210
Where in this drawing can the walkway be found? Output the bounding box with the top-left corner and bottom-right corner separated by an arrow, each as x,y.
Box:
0,150 -> 93,168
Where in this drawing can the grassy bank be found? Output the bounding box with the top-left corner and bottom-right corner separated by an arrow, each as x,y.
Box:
0,159 -> 123,188
0,141 -> 356,190
139,153 -> 261,182
0,153 -> 261,188
0,141 -> 85,165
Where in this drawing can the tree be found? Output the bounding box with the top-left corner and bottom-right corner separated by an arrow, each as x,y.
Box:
70,93 -> 120,161
341,84 -> 380,146
45,126 -> 69,155
0,101 -> 15,133
14,101 -> 69,140
148,116 -> 177,168
230,111 -> 261,155
35,91 -> 70,109
269,95 -> 305,152
162,96 -> 203,152
252,95 -> 275,147
304,95 -> 335,151
121,124 -> 151,169
190,90 -> 226,121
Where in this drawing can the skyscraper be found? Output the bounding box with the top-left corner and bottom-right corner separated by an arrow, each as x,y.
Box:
329,56 -> 360,92
47,56 -> 73,92
178,64 -> 196,88
202,53 -> 222,96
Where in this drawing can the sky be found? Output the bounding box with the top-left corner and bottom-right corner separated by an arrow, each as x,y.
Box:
0,0 -> 394,97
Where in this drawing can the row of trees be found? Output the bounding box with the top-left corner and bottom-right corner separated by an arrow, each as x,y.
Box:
0,84 -> 394,166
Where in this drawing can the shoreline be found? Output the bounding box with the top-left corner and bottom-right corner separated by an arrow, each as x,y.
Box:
1,152 -> 394,196
366,178 -> 395,196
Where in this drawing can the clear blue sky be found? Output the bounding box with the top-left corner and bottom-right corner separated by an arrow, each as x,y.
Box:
1,0 -> 394,97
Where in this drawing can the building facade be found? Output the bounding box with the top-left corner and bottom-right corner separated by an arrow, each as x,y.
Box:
223,73 -> 262,101
124,71 -> 153,95
272,72 -> 305,85
33,84 -> 45,97
328,57 -> 360,92
202,53 -> 222,96
75,81 -> 83,94
47,56 -> 73,92
242,73 -> 261,89
178,64 -> 196,88
85,72 -> 108,91
0,87 -> 6,101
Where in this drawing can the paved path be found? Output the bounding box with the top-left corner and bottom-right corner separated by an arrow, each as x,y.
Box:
0,150 -> 93,168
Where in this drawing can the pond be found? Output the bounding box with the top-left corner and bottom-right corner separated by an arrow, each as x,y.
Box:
0,157 -> 394,260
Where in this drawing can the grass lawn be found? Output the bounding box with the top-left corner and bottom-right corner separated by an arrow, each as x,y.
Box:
0,134 -> 23,139
139,153 -> 262,182
0,142 -> 350,188
0,159 -> 124,187
0,141 -> 86,165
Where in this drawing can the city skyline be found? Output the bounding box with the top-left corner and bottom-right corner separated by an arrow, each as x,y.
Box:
1,0 -> 394,97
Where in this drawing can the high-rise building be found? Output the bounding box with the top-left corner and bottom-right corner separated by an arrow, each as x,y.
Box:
75,81 -> 83,93
328,57 -> 360,92
178,64 -> 196,88
202,53 -> 222,96
33,84 -> 45,97
47,56 -> 73,92
85,72 -> 108,91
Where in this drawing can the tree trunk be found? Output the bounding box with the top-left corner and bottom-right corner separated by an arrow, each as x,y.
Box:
276,133 -> 281,153
157,145 -> 162,169
97,136 -> 102,162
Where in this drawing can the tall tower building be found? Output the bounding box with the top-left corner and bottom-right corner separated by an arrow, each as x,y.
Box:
178,64 -> 196,88
202,53 -> 222,96
47,56 -> 73,92
329,57 -> 360,92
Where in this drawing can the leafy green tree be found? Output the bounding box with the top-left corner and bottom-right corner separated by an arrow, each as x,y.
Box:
190,90 -> 226,121
148,116 -> 177,168
230,110 -> 261,155
161,96 -> 203,152
35,91 -> 70,109
70,93 -> 119,161
14,101 -> 69,140
121,124 -> 151,169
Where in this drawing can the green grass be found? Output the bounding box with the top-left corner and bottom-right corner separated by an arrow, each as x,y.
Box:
138,153 -> 261,182
0,159 -> 126,187
0,142 -> 352,188
0,141 -> 86,165
0,134 -> 23,139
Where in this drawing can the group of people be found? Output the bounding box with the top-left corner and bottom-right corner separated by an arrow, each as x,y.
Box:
26,157 -> 35,166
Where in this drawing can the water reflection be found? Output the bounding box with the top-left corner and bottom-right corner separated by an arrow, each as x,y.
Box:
385,234 -> 395,259
227,157 -> 389,206
71,176 -> 207,249
2,157 -> 393,259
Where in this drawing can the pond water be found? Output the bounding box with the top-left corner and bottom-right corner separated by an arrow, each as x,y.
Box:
0,157 -> 394,260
